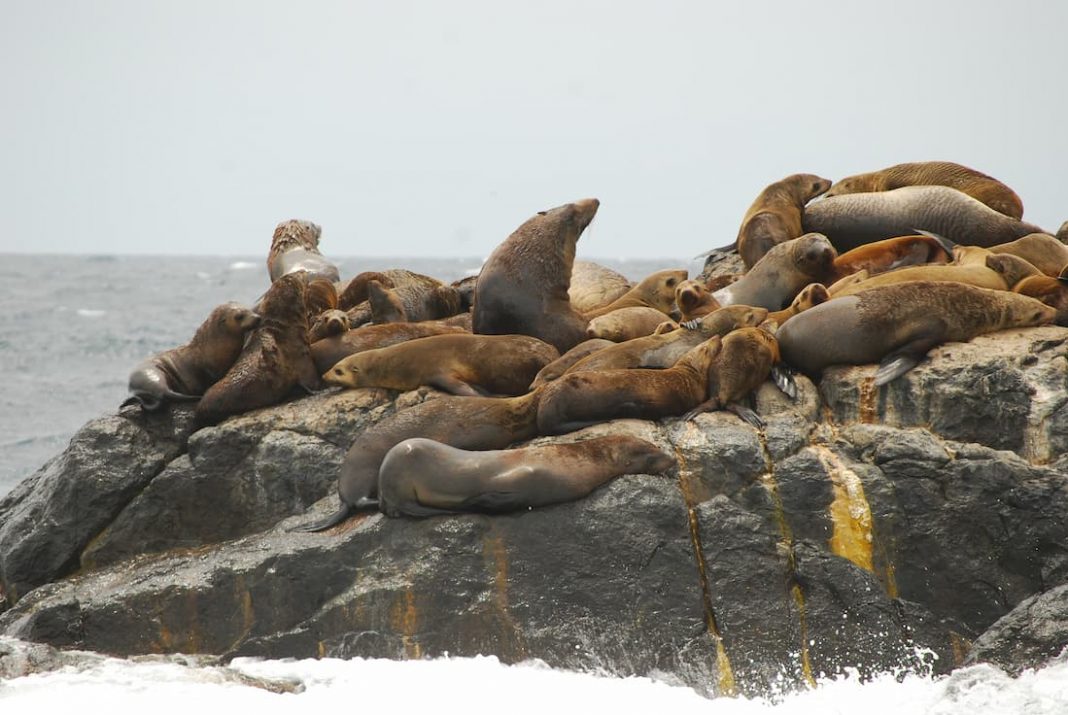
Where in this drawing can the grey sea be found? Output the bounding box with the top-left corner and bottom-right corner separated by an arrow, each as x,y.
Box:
0,253 -> 698,498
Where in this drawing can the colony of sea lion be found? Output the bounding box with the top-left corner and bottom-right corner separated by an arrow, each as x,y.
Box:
119,160 -> 1065,528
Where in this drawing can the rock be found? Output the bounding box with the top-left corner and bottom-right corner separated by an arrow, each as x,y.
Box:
966,584 -> 1068,674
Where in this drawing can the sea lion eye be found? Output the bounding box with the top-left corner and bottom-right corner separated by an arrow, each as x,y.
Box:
666,278 -> 677,287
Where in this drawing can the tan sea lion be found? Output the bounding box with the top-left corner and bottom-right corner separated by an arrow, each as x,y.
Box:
529,338 -> 615,389
803,186 -> 1046,251
684,325 -> 781,427
766,283 -> 830,326
536,336 -> 724,435
712,233 -> 837,310
586,307 -> 677,342
824,161 -> 1024,219
323,333 -> 559,397
582,269 -> 687,320
674,279 -> 720,321
830,234 -> 953,281
569,260 -> 633,313
377,435 -> 676,517
829,263 -> 1010,297
735,173 -> 833,268
121,303 -> 261,411
294,390 -> 543,531
308,309 -> 351,343
777,281 -> 1056,385
1013,269 -> 1068,326
310,321 -> 468,375
267,219 -> 340,283
196,274 -> 320,426
987,233 -> 1068,277
473,198 -> 600,352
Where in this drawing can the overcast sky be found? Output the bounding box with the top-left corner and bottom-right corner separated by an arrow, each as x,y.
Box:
2,1 -> 1066,260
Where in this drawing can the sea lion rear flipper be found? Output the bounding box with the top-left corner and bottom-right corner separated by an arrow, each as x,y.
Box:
429,376 -> 483,397
692,241 -> 737,261
290,502 -> 358,533
874,355 -> 921,386
682,398 -> 720,422
913,229 -> 957,255
726,402 -> 765,429
874,325 -> 945,386
771,365 -> 798,400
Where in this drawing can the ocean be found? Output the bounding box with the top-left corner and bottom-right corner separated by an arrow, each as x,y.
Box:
1,254 -> 1066,710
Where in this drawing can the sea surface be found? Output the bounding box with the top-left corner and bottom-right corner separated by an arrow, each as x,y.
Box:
2,254 -> 1067,710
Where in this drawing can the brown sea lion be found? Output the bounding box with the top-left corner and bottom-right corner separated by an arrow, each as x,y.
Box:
712,233 -> 837,310
830,263 -> 1010,297
802,186 -> 1046,252
337,271 -> 394,311
735,173 -> 832,268
294,390 -> 543,531
831,234 -> 953,281
586,307 -> 676,342
267,219 -> 340,283
582,269 -> 687,320
675,279 -> 720,321
310,321 -> 469,374
987,233 -> 1068,277
569,260 -> 633,313
308,309 -> 351,343
342,270 -> 462,326
536,336 -> 723,435
777,281 -> 1056,385
1057,221 -> 1068,243
196,274 -> 320,426
473,198 -> 599,352
684,325 -> 781,427
766,283 -> 830,326
323,333 -> 559,397
1013,267 -> 1068,326
367,279 -> 408,323
824,161 -> 1024,219
377,435 -> 676,517
121,303 -> 261,411
529,338 -> 615,389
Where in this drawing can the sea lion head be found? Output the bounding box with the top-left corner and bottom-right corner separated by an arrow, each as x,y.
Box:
323,355 -> 364,388
985,254 -> 1041,289
790,233 -> 838,279
792,283 -> 830,312
999,293 -> 1058,328
260,273 -> 309,327
271,219 -> 322,253
674,279 -> 712,316
791,173 -> 833,202
538,198 -> 600,232
213,302 -> 261,334
635,269 -> 688,317
824,173 -> 879,198
609,437 -> 677,476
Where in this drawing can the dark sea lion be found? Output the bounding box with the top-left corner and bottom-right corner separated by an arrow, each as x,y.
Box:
712,233 -> 837,310
310,321 -> 468,374
735,173 -> 832,268
824,161 -> 1024,219
473,198 -> 599,352
122,303 -> 260,411
367,279 -> 408,323
295,390 -> 543,531
569,260 -> 633,313
987,233 -> 1068,277
323,333 -> 559,397
337,271 -> 394,311
536,336 -> 724,436
674,279 -> 720,321
802,186 -> 1046,252
829,263 -> 1010,297
586,307 -> 676,342
308,309 -> 351,343
529,338 -> 615,389
266,219 -> 340,283
343,270 -> 462,326
831,234 -> 953,281
684,325 -> 781,427
196,274 -> 320,426
377,435 -> 676,517
1013,267 -> 1068,326
582,269 -> 687,320
777,281 -> 1056,385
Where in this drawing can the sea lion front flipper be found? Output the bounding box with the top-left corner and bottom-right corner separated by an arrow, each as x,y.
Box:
771,365 -> 798,400
429,375 -> 483,397
726,402 -> 765,429
458,490 -> 526,514
874,355 -> 921,386
913,229 -> 957,256
682,398 -> 720,422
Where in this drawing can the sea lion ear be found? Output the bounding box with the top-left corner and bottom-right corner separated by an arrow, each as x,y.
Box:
537,210 -> 548,216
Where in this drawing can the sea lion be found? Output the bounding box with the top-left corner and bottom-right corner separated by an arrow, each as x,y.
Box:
367,279 -> 408,323
983,254 -> 1043,288
473,198 -> 600,352
766,283 -> 830,326
824,161 -> 1024,219
569,260 -> 633,313
295,390 -> 543,531
1013,266 -> 1068,326
196,274 -> 320,425
338,271 -> 394,311
342,270 -> 462,326
323,333 -> 559,397
735,173 -> 833,268
802,186 -> 1046,252
377,435 -> 676,517
675,279 -> 720,321
266,219 -> 340,283
831,234 -> 953,281
1057,221 -> 1068,243
121,303 -> 261,411
451,275 -> 479,312
570,304 -> 768,375
987,233 -> 1068,277
582,269 -> 687,320
586,307 -> 676,342
308,309 -> 351,343
536,336 -> 724,436
529,338 -> 615,389
829,263 -> 1010,297
684,325 -> 781,427
310,321 -> 469,375
777,281 -> 1056,385
712,233 -> 837,310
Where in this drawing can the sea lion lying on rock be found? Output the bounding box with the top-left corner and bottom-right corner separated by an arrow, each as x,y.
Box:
734,173 -> 833,268
712,233 -> 837,310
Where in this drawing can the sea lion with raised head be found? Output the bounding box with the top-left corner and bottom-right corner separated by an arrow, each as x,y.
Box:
712,233 -> 837,310
824,161 -> 1024,219
777,281 -> 1056,386
308,309 -> 351,343
267,219 -> 340,283
376,435 -> 676,517
674,279 -> 720,321
122,303 -> 261,411
734,173 -> 832,268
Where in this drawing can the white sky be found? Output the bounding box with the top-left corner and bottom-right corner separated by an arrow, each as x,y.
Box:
2,1 -> 1066,259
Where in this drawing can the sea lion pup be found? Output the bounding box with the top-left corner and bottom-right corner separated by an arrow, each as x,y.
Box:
196,274 -> 320,426
829,262 -> 1011,297
777,281 -> 1056,386
310,321 -> 468,374
570,304 -> 768,375
987,233 -> 1068,277
802,186 -> 1046,252
684,325 -> 781,427
766,283 -> 830,326
1013,266 -> 1068,326
712,233 -> 837,310
473,198 -> 599,352
824,161 -> 1024,219
377,435 -> 676,517
569,260 -> 633,313
586,307 -> 677,342
528,338 -> 614,389
294,390 -> 543,531
734,173 -> 833,268
122,303 -> 261,411
536,336 -> 723,436
323,333 -> 559,397
582,269 -> 688,320
675,279 -> 721,321
830,234 -> 953,281
266,219 -> 340,283
308,309 -> 351,343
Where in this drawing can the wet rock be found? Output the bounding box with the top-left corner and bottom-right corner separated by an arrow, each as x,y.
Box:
966,584 -> 1068,673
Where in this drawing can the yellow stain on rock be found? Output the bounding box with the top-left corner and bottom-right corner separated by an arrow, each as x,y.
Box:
481,529 -> 528,657
858,376 -> 879,424
814,446 -> 874,573
390,588 -> 422,659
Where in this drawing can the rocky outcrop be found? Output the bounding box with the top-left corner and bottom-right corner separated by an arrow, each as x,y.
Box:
1,326 -> 1066,697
